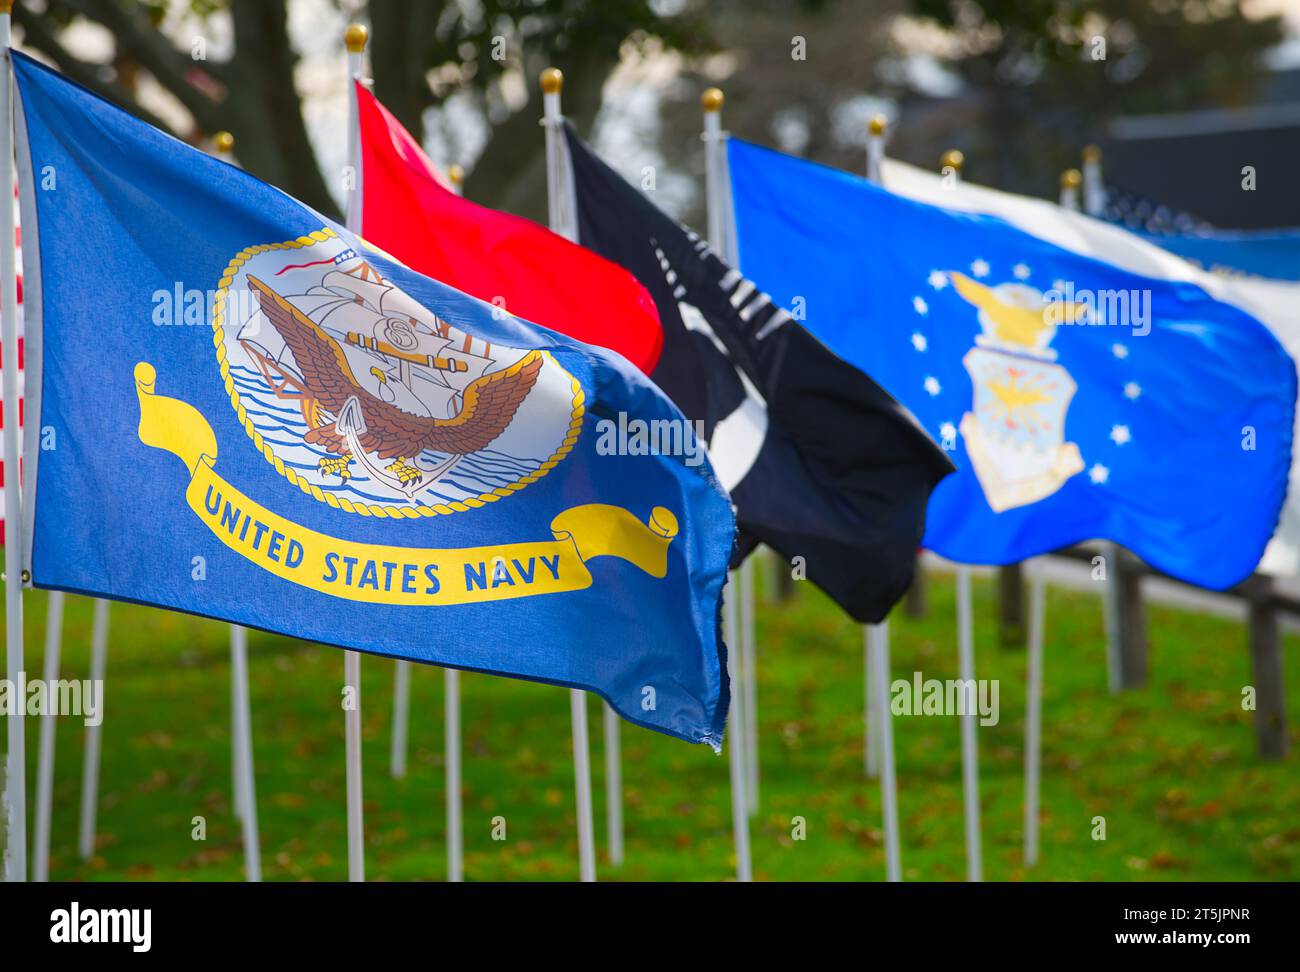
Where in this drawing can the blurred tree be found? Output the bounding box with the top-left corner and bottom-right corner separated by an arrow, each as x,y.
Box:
17,0 -> 340,215
15,0 -> 711,219
902,0 -> 1286,194
15,0 -> 1286,221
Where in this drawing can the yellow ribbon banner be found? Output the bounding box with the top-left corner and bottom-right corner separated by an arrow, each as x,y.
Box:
134,362 -> 679,606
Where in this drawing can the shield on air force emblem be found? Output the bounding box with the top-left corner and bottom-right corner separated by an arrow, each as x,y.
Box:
209,230 -> 583,517
949,270 -> 1085,513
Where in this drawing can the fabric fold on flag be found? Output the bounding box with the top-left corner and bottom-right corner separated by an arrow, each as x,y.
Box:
14,52 -> 734,747
730,138 -> 1296,591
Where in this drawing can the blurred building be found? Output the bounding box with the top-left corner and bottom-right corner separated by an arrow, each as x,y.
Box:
1103,67 -> 1300,230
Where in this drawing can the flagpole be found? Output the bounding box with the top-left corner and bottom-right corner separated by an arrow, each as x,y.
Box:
861,113 -> 889,783
712,117 -> 760,816
1081,145 -> 1105,218
1024,563 -> 1046,866
740,553 -> 757,813
868,621 -> 901,880
939,146 -> 983,882
539,67 -> 597,882
724,575 -> 753,881
222,140 -> 244,826
444,664 -> 463,882
228,624 -> 261,880
866,112 -> 886,184
208,130 -> 262,883
955,565 -> 982,881
0,0 -> 27,883
702,86 -> 753,880
1067,153 -> 1125,694
862,113 -> 903,880
343,21 -> 368,883
1059,167 -> 1081,214
601,699 -> 624,868
1058,161 -> 1124,698
77,596 -> 108,860
389,660 -> 410,779
31,590 -> 62,880
1018,170 -> 1082,868
442,162 -> 466,882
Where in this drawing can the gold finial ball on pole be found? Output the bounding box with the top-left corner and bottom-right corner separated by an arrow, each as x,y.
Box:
1082,144 -> 1102,164
701,87 -> 725,113
214,131 -> 235,154
1061,168 -> 1082,190
344,23 -> 369,53
941,149 -> 964,172
0,1 -> 15,14
447,163 -> 464,186
868,114 -> 888,137
540,68 -> 564,95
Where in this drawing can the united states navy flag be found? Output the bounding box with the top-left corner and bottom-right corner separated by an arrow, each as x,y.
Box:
13,53 -> 734,746
728,138 -> 1296,590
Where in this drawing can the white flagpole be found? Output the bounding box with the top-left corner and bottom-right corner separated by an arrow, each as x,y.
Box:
32,590 -> 63,880
343,22 -> 368,883
861,113 -> 889,783
1062,160 -> 1124,694
1024,564 -> 1046,866
1081,145 -> 1105,219
389,661 -> 410,779
724,573 -> 753,881
1059,167 -> 1081,214
568,687 -> 596,882
740,555 -> 757,813
77,596 -> 109,860
1058,165 -> 1123,694
539,67 -> 597,882
229,624 -> 261,880
866,112 -> 886,184
212,133 -> 262,883
0,0 -> 27,883
444,666 -> 463,882
955,565 -> 982,881
702,86 -> 753,880
938,147 -> 983,882
867,622 -> 901,880
443,162 -> 466,883
709,109 -> 760,816
601,701 -> 623,867
863,116 -> 905,881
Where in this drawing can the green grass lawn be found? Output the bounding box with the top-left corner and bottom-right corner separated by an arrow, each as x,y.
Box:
4,568 -> 1297,881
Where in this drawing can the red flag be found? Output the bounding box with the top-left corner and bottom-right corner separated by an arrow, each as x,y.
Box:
357,82 -> 663,372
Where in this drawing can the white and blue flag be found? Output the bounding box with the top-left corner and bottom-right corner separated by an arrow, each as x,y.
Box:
728,139 -> 1295,590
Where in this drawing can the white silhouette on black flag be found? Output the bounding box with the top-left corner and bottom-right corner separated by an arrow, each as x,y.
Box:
564,125 -> 954,622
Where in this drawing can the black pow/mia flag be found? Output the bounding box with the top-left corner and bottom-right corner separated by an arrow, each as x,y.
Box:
565,126 -> 953,622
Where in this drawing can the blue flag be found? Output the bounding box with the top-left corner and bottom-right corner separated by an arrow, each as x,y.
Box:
14,53 -> 734,746
727,138 -> 1295,590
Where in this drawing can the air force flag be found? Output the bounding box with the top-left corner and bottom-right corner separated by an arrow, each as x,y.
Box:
727,139 -> 1295,590
13,53 -> 734,745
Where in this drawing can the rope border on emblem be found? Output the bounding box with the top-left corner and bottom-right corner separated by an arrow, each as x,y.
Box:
210,227 -> 585,518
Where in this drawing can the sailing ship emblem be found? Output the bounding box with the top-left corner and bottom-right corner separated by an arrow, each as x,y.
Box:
212,231 -> 581,515
950,271 -> 1086,512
